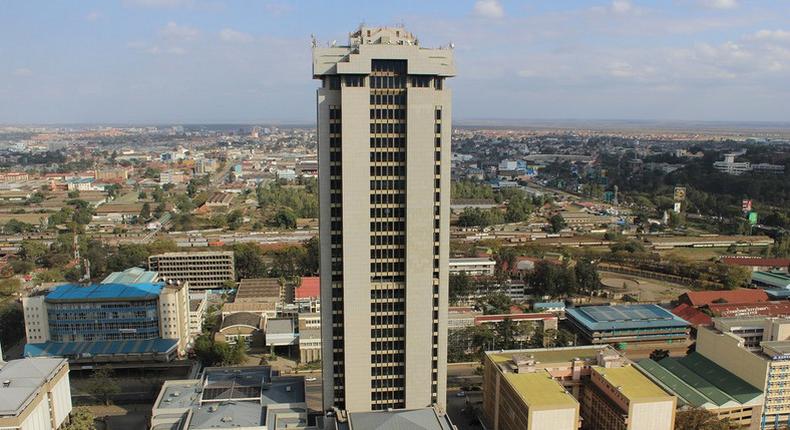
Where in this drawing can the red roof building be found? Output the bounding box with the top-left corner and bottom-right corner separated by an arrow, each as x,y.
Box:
671,303 -> 712,327
295,276 -> 319,300
678,289 -> 769,307
720,256 -> 790,272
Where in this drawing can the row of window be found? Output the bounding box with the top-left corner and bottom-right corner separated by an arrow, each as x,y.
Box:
371,234 -> 406,246
371,248 -> 406,260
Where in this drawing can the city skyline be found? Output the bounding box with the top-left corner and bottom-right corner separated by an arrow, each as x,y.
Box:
2,0 -> 789,124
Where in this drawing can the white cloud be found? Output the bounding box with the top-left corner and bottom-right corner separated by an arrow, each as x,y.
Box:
749,29 -> 790,43
473,0 -> 504,19
13,68 -> 32,77
160,22 -> 199,41
698,0 -> 738,10
611,0 -> 633,14
84,11 -> 101,22
219,28 -> 253,44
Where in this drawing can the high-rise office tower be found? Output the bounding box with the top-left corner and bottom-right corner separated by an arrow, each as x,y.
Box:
313,27 -> 455,412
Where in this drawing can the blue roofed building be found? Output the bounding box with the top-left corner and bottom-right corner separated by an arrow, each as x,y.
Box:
22,270 -> 191,364
566,304 -> 691,358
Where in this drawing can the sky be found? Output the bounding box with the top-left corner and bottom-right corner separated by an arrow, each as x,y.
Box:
1,0 -> 789,124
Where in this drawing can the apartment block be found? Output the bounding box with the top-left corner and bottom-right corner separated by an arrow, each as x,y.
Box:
482,346 -> 675,430
448,257 -> 496,276
0,358 -> 72,430
315,26 -> 455,412
148,251 -> 235,290
23,275 -> 190,362
695,317 -> 790,429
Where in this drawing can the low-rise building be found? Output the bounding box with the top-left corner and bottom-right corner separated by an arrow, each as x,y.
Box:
216,312 -> 264,346
148,251 -> 235,290
483,346 -> 675,430
189,291 -> 208,335
298,312 -> 321,364
151,366 -> 318,430
0,358 -> 72,430
448,257 -> 496,276
566,304 -> 690,358
23,275 -> 191,363
330,407 -> 456,430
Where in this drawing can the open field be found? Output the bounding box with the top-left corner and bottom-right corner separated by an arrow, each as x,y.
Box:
599,271 -> 691,302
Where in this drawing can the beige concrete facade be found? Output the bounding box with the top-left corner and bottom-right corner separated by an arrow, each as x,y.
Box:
315,27 -> 454,413
148,251 -> 235,290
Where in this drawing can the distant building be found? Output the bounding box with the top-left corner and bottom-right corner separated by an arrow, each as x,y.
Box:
566,304 -> 690,357
204,191 -> 235,208
151,366 -> 318,430
159,170 -> 186,184
216,312 -> 263,346
298,312 -> 321,364
0,358 -> 72,430
714,153 -> 785,176
23,275 -> 191,362
752,271 -> 790,290
148,251 -> 235,290
482,346 -> 675,430
448,257 -> 496,276
189,291 -> 208,335
721,257 -> 790,273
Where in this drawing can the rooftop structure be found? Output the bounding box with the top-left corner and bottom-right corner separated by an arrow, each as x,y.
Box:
678,288 -> 769,307
236,278 -> 284,303
566,304 -> 690,357
0,358 -> 72,430
295,276 -> 319,300
752,271 -> 790,290
101,267 -> 160,284
448,257 -> 496,276
332,407 -> 456,430
151,366 -> 316,430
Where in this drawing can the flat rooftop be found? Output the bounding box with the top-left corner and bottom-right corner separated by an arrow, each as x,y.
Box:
347,407 -> 456,430
236,278 -> 282,302
46,282 -> 163,301
189,400 -> 264,429
593,365 -> 670,402
158,381 -> 202,410
567,304 -> 689,331
0,358 -> 67,417
504,372 -> 578,409
488,345 -> 608,365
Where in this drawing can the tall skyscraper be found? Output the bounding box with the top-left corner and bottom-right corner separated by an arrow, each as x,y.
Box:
314,27 -> 455,412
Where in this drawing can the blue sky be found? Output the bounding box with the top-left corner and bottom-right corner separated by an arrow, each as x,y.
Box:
1,0 -> 789,124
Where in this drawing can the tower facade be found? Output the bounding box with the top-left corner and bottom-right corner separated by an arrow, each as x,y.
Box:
314,27 -> 455,412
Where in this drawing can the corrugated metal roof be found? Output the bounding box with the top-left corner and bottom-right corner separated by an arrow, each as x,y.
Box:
46,282 -> 163,301
566,304 -> 689,331
101,267 -> 160,284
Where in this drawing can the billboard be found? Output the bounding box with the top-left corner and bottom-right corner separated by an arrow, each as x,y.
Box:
673,186 -> 686,202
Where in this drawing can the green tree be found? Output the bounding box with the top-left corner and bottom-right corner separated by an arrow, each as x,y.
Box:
226,209 -> 244,230
138,190 -> 147,200
494,318 -> 526,350
233,243 -> 268,279
299,237 -> 320,275
478,292 -> 512,315
4,219 -> 34,234
650,349 -> 670,362
67,190 -> 80,199
20,240 -> 48,263
505,192 -> 532,223
85,366 -> 120,405
574,259 -> 601,294
27,191 -> 45,204
449,273 -> 472,305
62,407 -> 96,430
529,261 -> 577,298
674,407 -> 738,430
139,202 -> 151,220
548,214 -> 567,233
0,277 -> 21,297
271,208 -> 297,229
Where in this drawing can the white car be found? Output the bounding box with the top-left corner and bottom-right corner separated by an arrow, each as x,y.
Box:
456,391 -> 466,397
305,377 -> 318,382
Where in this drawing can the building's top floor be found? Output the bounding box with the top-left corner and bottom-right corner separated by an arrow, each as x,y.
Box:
566,304 -> 690,332
45,282 -> 166,302
333,407 -> 456,430
487,345 -> 614,368
448,257 -> 495,266
505,371 -> 579,410
591,364 -> 672,404
313,27 -> 455,78
0,357 -> 68,418
149,250 -> 234,259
